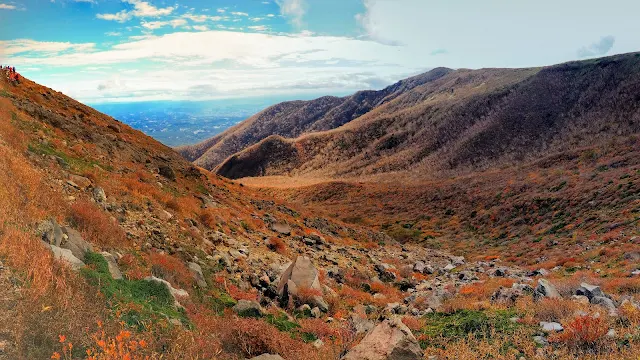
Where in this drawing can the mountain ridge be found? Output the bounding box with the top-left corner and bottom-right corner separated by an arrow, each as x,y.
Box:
210,52 -> 640,180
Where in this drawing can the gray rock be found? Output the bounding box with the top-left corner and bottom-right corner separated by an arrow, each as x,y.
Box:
540,321 -> 563,332
100,252 -> 123,280
591,296 -> 617,315
443,264 -> 456,271
144,276 -> 188,308
277,257 -> 328,311
576,283 -> 604,300
39,219 -> 64,247
271,222 -> 291,235
188,262 -> 207,288
342,318 -> 423,360
533,335 -> 548,346
60,226 -> 93,261
311,307 -> 322,318
534,279 -> 561,300
44,243 -> 85,270
233,299 -> 264,317
413,261 -> 426,273
92,187 -> 107,203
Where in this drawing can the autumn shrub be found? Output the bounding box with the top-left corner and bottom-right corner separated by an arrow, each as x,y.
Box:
267,236 -> 288,255
296,286 -> 323,305
149,252 -> 193,289
601,277 -> 640,294
401,316 -> 424,331
549,315 -> 608,351
70,200 -> 126,247
117,253 -> 149,280
227,283 -> 259,301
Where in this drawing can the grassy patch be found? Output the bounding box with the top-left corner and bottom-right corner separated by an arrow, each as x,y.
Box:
27,142 -> 112,172
265,313 -> 300,332
0,89 -> 10,98
417,310 -> 524,348
81,252 -> 187,329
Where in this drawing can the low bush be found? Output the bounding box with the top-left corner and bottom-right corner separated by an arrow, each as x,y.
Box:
70,200 -> 126,247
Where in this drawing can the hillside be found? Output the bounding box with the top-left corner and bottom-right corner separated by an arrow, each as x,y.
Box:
2,66 -> 640,359
177,67 -> 452,170
212,53 -> 640,180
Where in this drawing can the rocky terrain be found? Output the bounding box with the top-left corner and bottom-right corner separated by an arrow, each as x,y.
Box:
1,61 -> 640,360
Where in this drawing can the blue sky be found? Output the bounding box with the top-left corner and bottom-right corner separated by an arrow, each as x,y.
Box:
1,0 -> 639,103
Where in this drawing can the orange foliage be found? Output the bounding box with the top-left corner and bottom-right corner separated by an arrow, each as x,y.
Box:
550,315 -> 608,349
267,237 -> 288,255
149,252 -> 193,289
70,200 -> 126,247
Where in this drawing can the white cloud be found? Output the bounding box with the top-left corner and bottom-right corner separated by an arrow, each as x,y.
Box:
248,25 -> 268,31
97,0 -> 175,22
0,39 -> 96,56
231,11 -> 248,16
6,31 -> 415,102
216,8 -> 225,13
141,19 -> 188,30
0,3 -> 17,9
276,0 -> 305,28
105,31 -> 122,36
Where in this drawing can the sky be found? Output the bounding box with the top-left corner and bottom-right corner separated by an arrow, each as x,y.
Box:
0,0 -> 638,104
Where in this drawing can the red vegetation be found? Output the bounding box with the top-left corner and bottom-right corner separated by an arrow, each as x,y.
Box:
70,200 -> 126,247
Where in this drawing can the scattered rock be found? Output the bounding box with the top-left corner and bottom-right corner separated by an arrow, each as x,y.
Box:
533,335 -> 548,346
342,317 -> 423,360
39,219 -> 64,247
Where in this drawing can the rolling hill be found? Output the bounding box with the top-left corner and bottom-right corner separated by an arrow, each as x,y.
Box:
187,53 -> 640,181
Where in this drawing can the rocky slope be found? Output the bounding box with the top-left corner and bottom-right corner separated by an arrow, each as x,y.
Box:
177,67 -> 452,170
209,52 -> 640,180
2,69 -> 640,359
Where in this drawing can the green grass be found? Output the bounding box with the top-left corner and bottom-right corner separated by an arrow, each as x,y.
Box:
417,309 -> 524,349
27,141 -> 112,172
0,89 -> 10,98
265,313 -> 300,332
81,252 -> 188,330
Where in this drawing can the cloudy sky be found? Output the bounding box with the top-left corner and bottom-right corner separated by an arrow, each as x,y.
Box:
0,0 -> 638,103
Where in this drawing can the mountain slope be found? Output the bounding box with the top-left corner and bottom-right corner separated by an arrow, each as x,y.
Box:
177,67 -> 452,169
215,53 -> 640,180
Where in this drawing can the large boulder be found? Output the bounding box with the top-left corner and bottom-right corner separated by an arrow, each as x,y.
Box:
342,318 -> 423,360
277,257 -> 328,311
44,243 -> 85,271
534,279 -> 561,300
233,299 -> 264,317
576,283 -> 604,300
60,227 -> 93,261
